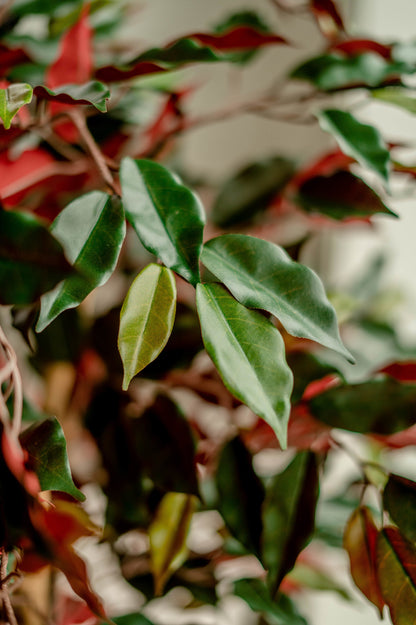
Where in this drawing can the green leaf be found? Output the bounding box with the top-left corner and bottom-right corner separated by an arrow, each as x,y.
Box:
376,527 -> 416,625
120,158 -> 205,285
33,81 -> 110,112
0,208 -> 74,306
19,417 -> 85,501
201,234 -> 352,362
262,452 -> 319,593
36,192 -> 125,332
309,378 -> 416,434
118,264 -> 176,390
214,10 -> 272,34
296,171 -> 397,220
287,351 -> 342,404
216,436 -> 265,556
196,283 -> 293,448
384,475 -> 416,544
0,83 -> 33,129
211,156 -> 295,227
287,562 -> 351,600
149,492 -> 197,596
317,109 -> 390,183
234,578 -> 307,625
106,615 -> 155,625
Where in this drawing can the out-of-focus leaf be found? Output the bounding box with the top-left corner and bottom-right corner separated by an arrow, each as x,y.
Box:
120,158 -> 205,285
234,578 -> 307,625
343,507 -> 384,614
213,10 -> 272,35
379,361 -> 416,382
196,283 -> 293,448
308,378 -> 416,434
36,192 -> 125,332
287,351 -> 341,404
201,234 -> 353,362
384,474 -> 416,544
0,207 -> 74,306
102,615 -> 155,625
262,451 -> 319,593
34,81 -> 110,112
20,417 -> 85,502
296,170 -> 396,220
376,527 -> 416,625
317,109 -> 390,183
372,87 -> 416,115
332,40 -> 392,59
149,492 -> 197,596
0,83 -> 33,129
211,156 -> 295,227
216,436 -> 264,556
311,0 -> 345,40
118,264 -> 176,390
287,561 -> 350,600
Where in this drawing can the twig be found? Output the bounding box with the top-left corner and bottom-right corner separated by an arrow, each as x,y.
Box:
0,326 -> 22,438
0,549 -> 18,625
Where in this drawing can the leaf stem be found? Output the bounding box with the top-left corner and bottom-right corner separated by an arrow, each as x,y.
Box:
0,325 -> 22,437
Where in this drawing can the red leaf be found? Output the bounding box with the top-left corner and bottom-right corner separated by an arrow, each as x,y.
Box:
332,39 -> 392,59
378,361 -> 416,382
2,430 -> 40,497
0,148 -> 56,203
55,595 -> 99,625
0,43 -> 29,77
287,404 -> 332,452
290,149 -> 354,188
95,61 -> 167,83
371,424 -> 416,449
191,26 -> 286,51
311,0 -> 345,40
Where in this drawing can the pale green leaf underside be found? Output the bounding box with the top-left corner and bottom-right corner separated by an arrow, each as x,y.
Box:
118,263 -> 177,390
0,83 -> 33,129
196,283 -> 293,448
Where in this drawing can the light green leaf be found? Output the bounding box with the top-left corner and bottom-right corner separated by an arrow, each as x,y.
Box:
36,192 -> 125,332
317,109 -> 390,183
0,83 -> 33,129
120,157 -> 205,285
118,263 -> 177,390
196,283 -> 293,448
372,87 -> 416,115
201,234 -> 353,362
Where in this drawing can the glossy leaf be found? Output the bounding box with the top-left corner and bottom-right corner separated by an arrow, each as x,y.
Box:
296,170 -> 396,220
196,283 -> 293,448
234,578 -> 307,625
36,192 -> 125,332
262,451 -> 319,593
343,507 -> 384,614
309,378 -> 416,434
149,492 -> 197,596
20,417 -> 85,502
317,109 -> 390,183
376,527 -> 416,625
201,234 -> 352,362
211,156 -> 295,227
118,264 -> 176,390
216,436 -> 265,556
0,83 -> 33,129
0,207 -> 74,305
120,158 -> 205,285
34,81 -> 110,112
384,475 -> 416,544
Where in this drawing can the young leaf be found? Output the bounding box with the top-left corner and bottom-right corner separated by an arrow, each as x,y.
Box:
384,474 -> 416,543
0,207 -> 74,305
262,451 -> 319,593
20,417 -> 85,502
37,193 -> 126,332
234,578 -> 307,625
201,234 -> 353,362
309,378 -> 416,434
34,81 -> 110,112
0,83 -> 33,129
317,109 -> 390,183
372,87 -> 416,115
196,283 -> 293,448
376,527 -> 416,625
118,264 -> 177,390
120,158 -> 205,285
343,507 -> 384,615
216,436 -> 265,556
311,0 -> 345,40
149,492 -> 197,596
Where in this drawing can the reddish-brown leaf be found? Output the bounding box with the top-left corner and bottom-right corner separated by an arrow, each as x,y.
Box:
372,425 -> 416,449
0,148 -> 56,204
311,0 -> 345,40
378,361 -> 416,383
95,61 -> 167,83
191,27 -> 286,51
287,404 -> 332,453
332,39 -> 392,59
0,43 -> 29,76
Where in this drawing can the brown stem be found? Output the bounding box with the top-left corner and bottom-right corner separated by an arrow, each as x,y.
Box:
0,549 -> 18,625
0,326 -> 22,437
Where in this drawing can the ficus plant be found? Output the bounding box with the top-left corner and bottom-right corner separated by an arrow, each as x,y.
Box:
0,0 -> 416,624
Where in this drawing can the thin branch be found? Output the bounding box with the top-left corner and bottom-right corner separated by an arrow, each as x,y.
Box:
0,549 -> 18,625
0,326 -> 22,437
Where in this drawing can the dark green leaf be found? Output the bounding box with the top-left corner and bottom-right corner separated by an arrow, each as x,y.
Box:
296,171 -> 396,220
196,283 -> 293,448
384,475 -> 416,544
317,109 -> 390,183
309,377 -> 416,434
33,81 -> 110,112
211,156 -> 295,227
214,10 -> 272,34
20,417 -> 85,501
216,436 -> 265,556
0,208 -> 74,306
262,452 -> 319,593
234,578 -> 307,625
0,83 -> 33,129
201,234 -> 353,362
104,614 -> 155,625
287,351 -> 341,404
36,192 -> 125,332
120,158 -> 205,285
